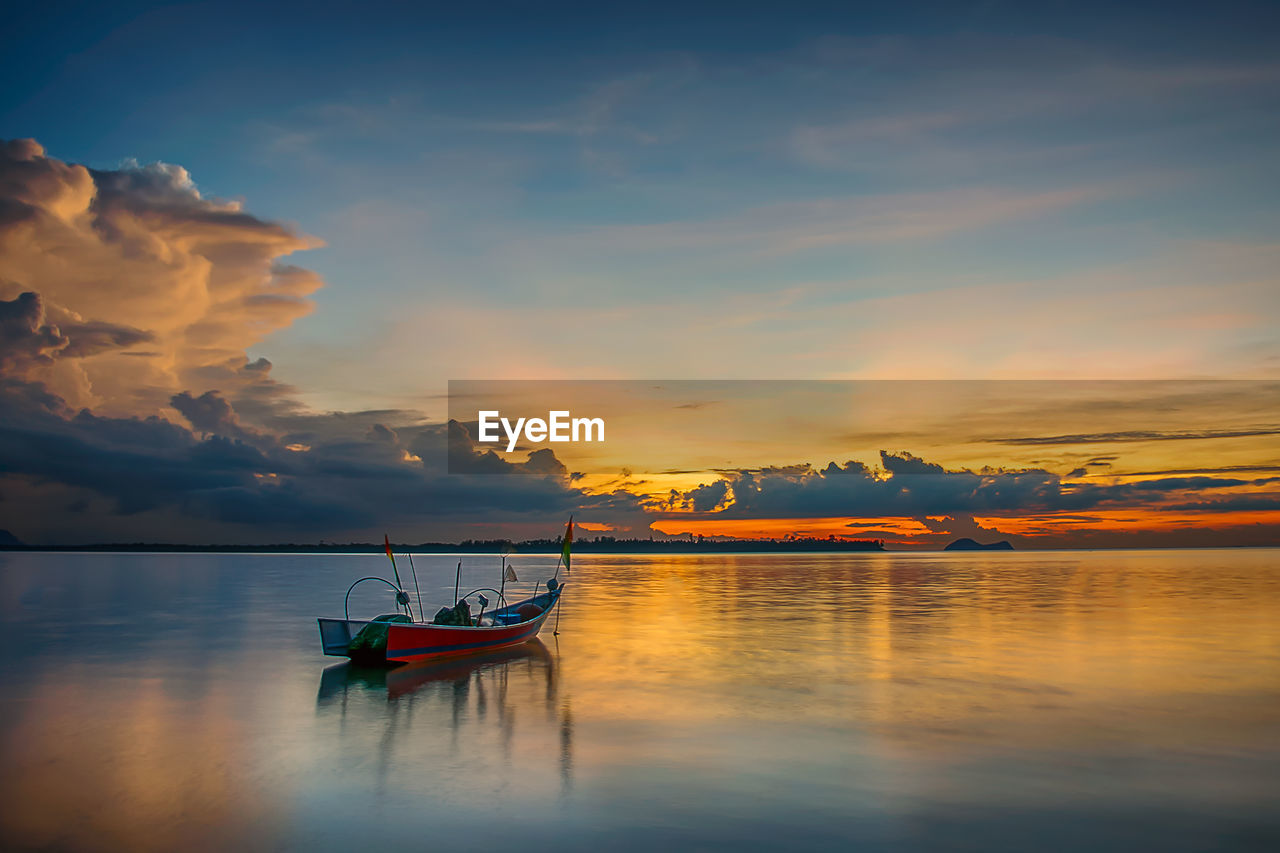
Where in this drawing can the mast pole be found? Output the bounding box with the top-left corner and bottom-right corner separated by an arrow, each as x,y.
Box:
408,552 -> 424,623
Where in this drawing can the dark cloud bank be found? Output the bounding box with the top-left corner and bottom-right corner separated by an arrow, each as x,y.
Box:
661,451 -> 1278,520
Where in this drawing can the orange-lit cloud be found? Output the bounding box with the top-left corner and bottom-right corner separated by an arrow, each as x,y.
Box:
0,138 -> 322,418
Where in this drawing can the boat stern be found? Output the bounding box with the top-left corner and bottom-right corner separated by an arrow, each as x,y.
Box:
317,617 -> 371,657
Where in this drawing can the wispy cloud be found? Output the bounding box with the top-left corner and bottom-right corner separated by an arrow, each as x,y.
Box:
987,427 -> 1280,446
546,184 -> 1116,258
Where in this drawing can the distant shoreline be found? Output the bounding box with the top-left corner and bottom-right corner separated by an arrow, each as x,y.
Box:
2,542 -> 1274,554
0,537 -> 888,554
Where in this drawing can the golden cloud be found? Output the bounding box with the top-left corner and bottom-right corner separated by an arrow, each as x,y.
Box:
0,138 -> 323,418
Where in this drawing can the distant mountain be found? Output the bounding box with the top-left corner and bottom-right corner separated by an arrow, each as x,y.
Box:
944,537 -> 1014,551
0,529 -> 26,549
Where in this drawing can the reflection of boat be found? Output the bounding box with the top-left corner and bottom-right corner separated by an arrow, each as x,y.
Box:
314,635 -> 572,793
317,520 -> 572,665
386,638 -> 553,697
316,639 -> 553,703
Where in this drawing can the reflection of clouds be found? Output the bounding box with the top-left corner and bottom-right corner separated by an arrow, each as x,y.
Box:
0,670 -> 281,853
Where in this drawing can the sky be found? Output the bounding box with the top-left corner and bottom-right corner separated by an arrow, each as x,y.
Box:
1,1 -> 1278,546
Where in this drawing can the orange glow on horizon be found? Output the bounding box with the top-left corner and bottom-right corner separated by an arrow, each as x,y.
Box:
974,508 -> 1280,535
650,509 -> 1280,543
650,516 -> 928,540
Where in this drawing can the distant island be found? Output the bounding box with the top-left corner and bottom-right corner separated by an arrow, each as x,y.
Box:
944,537 -> 1014,551
0,530 -> 885,554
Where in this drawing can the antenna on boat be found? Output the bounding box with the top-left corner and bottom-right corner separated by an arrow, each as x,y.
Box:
407,552 -> 424,624
454,559 -> 463,605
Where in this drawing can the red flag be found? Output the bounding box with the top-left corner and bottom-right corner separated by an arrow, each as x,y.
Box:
384,533 -> 402,588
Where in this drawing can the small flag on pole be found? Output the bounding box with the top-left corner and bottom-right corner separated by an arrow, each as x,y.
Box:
384,533 -> 403,588
561,516 -> 573,573
505,563 -> 519,583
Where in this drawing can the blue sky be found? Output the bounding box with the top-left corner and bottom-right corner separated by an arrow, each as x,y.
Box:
6,3 -> 1278,413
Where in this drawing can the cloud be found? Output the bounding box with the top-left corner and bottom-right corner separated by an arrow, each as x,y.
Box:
988,427 -> 1280,445
170,390 -> 263,445
667,480 -> 730,512
914,514 -> 1020,546
562,185 -> 1111,259
0,291 -> 66,369
660,450 -> 1278,521
879,450 -> 944,476
0,138 -> 322,417
1,289 -> 154,370
0,377 -> 648,543
1168,496 -> 1280,512
0,139 -> 658,544
1120,465 -> 1280,476
786,41 -> 1280,175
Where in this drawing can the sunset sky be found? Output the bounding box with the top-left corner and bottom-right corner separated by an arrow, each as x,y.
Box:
1,2 -> 1277,546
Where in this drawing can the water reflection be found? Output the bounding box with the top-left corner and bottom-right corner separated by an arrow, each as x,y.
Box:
0,550 -> 1276,851
314,639 -> 572,796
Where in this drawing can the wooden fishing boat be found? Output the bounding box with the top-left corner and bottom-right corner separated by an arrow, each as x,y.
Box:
318,584 -> 563,665
318,519 -> 573,666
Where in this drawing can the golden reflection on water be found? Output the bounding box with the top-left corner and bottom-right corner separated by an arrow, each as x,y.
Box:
0,550 -> 1276,850
555,552 -> 1280,755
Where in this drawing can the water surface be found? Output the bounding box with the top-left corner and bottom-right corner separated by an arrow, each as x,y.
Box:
1,550 -> 1277,851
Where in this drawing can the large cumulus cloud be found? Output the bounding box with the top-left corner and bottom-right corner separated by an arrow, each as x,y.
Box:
0,138 -> 320,416
0,140 -> 646,544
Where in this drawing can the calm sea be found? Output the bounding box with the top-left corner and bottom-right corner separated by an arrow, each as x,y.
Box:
0,550 -> 1277,851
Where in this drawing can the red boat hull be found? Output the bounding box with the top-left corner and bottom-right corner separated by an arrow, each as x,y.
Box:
384,611 -> 551,663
